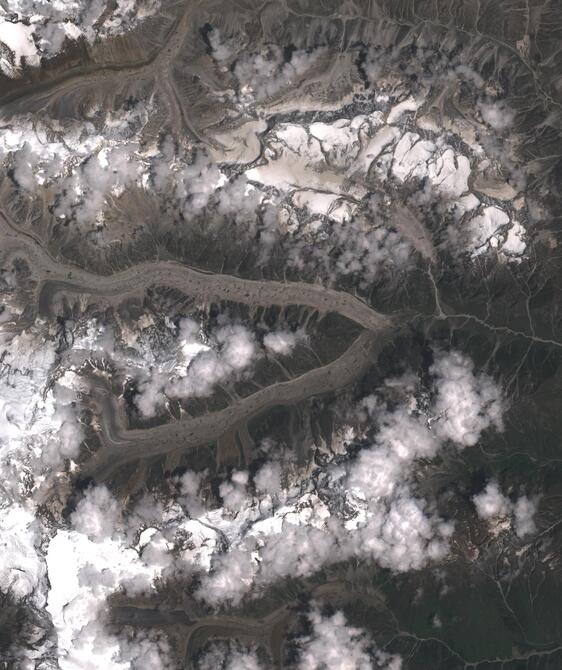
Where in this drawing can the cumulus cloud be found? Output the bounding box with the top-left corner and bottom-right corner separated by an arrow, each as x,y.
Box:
478,100 -> 515,132
0,331 -> 84,474
285,211 -> 412,287
196,640 -> 263,670
0,104 -> 152,228
207,28 -> 235,64
254,461 -> 282,496
0,503 -> 46,606
47,487 -> 177,669
513,496 -> 537,538
0,23 -> 540,670
192,348 -> 506,607
0,0 -> 160,77
216,175 -> 264,226
179,469 -> 203,498
257,520 -> 342,584
70,486 -> 122,542
234,45 -> 325,102
195,494 -> 342,608
295,605 -> 402,670
18,335 -> 505,627
430,351 -> 505,447
263,329 -> 306,356
196,546 -> 256,607
0,113 -> 255,234
219,471 -> 249,512
54,143 -> 145,226
347,446 -> 404,500
473,481 -> 511,520
198,462 -> 451,607
135,321 -> 257,417
355,492 -> 453,572
347,409 -> 440,501
41,372 -> 84,466
154,150 -> 266,231
473,482 -> 537,539
12,340 -> 502,666
133,318 -> 314,419
172,151 -> 226,217
117,630 -> 174,670
2,342 -> 503,669
154,324 -> 257,414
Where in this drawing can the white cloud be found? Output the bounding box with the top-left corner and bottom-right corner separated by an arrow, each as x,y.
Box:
478,101 -> 514,132
134,321 -> 256,418
473,482 -> 537,539
219,471 -> 249,512
430,351 -> 505,447
234,46 -> 325,102
0,502 -> 46,606
0,0 -> 160,77
513,496 -> 537,538
263,329 -> 305,356
0,19 -> 39,75
42,372 -> 84,466
0,113 -> 258,235
70,486 -> 122,542
134,371 -> 168,418
117,630 -> 174,670
347,446 -> 404,500
194,349 -> 503,606
296,605 -> 402,670
216,176 -> 264,226
179,469 -> 202,498
0,26 -> 541,669
196,640 -> 263,670
23,334 -> 505,623
257,520 -> 341,583
286,212 -> 412,287
254,461 -> 282,496
208,28 -> 234,63
0,331 -> 83,474
355,492 -> 453,572
47,487 -> 176,669
0,105 -> 151,227
165,323 -> 257,402
173,151 -> 226,216
473,481 -> 511,520
196,546 -> 256,607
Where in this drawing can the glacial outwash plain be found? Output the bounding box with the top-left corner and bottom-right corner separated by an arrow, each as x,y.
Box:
0,1 -> 561,668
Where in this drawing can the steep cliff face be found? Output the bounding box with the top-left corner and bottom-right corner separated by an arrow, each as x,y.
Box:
0,1 -> 561,669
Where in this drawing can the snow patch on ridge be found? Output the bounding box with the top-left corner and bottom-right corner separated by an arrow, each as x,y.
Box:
0,0 -> 160,78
